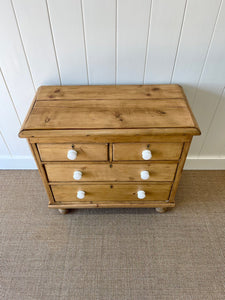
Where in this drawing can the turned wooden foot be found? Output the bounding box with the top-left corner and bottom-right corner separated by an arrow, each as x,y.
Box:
58,209 -> 69,214
155,207 -> 167,213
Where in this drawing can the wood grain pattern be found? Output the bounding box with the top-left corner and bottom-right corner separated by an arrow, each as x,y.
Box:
169,141 -> 191,202
26,99 -> 194,130
36,84 -> 184,100
27,133 -> 192,143
19,84 -> 200,211
45,162 -> 177,182
51,183 -> 172,202
37,143 -> 108,162
29,143 -> 55,204
49,201 -> 175,209
113,143 -> 183,161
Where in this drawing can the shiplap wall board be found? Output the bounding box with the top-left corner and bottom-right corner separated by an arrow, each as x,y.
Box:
190,0 -> 225,156
47,0 -> 88,85
12,0 -> 61,88
0,69 -> 30,156
144,0 -> 186,84
171,0 -> 222,106
0,0 -> 225,169
82,0 -> 116,84
0,132 -> 10,156
0,0 -> 35,121
117,0 -> 151,84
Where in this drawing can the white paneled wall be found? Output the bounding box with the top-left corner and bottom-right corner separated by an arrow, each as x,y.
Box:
0,0 -> 225,169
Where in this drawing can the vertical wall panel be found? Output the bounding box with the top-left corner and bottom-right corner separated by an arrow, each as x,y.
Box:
13,0 -> 60,88
172,0 -> 221,106
0,0 -> 35,120
0,132 -> 10,156
47,0 -> 88,85
117,0 -> 151,84
0,71 -> 31,156
144,0 -> 186,84
82,0 -> 116,84
200,89 -> 225,156
189,1 -> 225,156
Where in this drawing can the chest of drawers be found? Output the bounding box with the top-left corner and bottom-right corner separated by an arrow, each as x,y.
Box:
19,85 -> 200,214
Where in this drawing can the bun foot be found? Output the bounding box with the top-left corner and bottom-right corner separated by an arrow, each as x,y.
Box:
58,209 -> 69,214
155,207 -> 167,213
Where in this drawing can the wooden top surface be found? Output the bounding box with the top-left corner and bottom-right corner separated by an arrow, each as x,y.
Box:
19,85 -> 201,138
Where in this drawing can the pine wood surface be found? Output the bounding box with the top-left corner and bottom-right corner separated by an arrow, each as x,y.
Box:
18,84 -> 201,211
38,143 -> 108,162
19,84 -> 200,138
51,183 -> 172,202
36,84 -> 184,100
45,162 -> 177,182
113,142 -> 182,161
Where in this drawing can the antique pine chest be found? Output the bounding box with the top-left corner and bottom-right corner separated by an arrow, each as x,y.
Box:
19,85 -> 200,214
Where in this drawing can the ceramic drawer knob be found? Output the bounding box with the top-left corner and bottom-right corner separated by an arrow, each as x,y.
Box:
142,149 -> 152,160
77,190 -> 85,199
67,149 -> 77,160
137,190 -> 146,199
73,170 -> 82,180
140,170 -> 150,180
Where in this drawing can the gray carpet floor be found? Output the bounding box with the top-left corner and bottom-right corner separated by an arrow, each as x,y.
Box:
0,170 -> 225,300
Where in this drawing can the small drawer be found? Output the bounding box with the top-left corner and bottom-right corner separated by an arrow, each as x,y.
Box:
37,143 -> 108,162
45,163 -> 177,182
113,143 -> 183,161
51,183 -> 172,202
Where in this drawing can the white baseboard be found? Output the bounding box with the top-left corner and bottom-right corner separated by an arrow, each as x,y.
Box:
0,156 -> 37,169
0,156 -> 225,170
184,156 -> 225,170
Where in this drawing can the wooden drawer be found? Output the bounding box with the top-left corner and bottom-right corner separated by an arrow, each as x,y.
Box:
51,183 -> 172,202
37,143 -> 108,161
45,163 -> 177,182
113,143 -> 183,161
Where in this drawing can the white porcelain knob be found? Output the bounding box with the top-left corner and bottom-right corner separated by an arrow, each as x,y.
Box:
73,171 -> 82,180
77,190 -> 85,199
140,170 -> 150,180
142,149 -> 152,160
137,190 -> 146,199
67,149 -> 77,160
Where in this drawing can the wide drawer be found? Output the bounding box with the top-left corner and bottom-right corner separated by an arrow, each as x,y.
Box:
113,143 -> 183,161
37,143 -> 108,161
45,163 -> 177,182
51,183 -> 172,202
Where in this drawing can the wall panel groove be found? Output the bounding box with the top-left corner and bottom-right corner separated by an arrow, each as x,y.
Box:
80,0 -> 90,84
144,0 -> 187,84
191,0 -> 223,109
170,0 -> 188,83
12,0 -> 61,88
171,0 -> 222,106
142,0 -> 153,83
0,131 -> 11,156
10,0 -> 36,92
189,0 -> 225,156
0,69 -> 31,156
45,0 -> 62,85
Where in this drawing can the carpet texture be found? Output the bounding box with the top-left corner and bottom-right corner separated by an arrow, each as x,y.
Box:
0,170 -> 225,300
